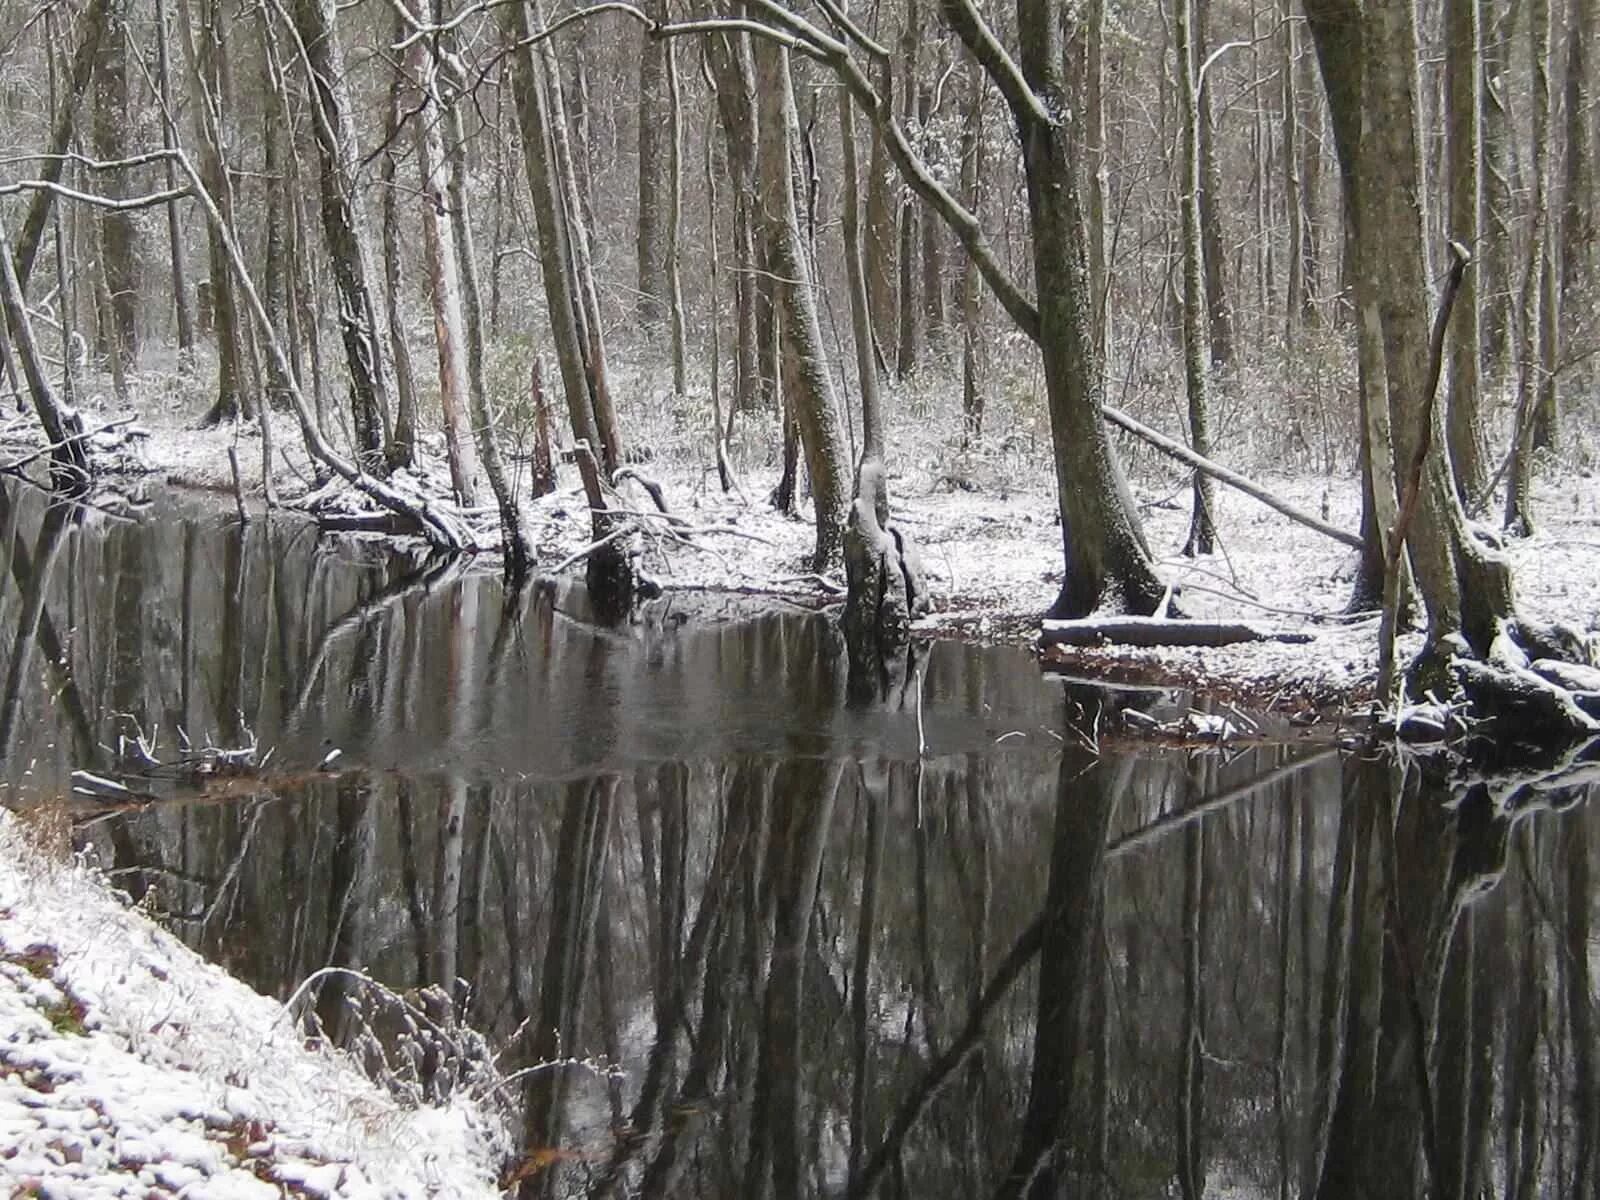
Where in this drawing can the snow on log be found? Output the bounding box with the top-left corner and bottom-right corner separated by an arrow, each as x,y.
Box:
1040,616 -> 1315,648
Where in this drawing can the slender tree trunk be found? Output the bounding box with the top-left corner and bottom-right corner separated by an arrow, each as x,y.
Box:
960,59 -> 984,438
154,0 -> 196,364
1196,0 -> 1234,369
440,41 -> 532,579
1480,0 -> 1518,374
293,0 -> 390,466
753,40 -> 850,569
1178,0 -> 1216,556
665,37 -> 688,398
864,92 -> 897,370
380,7 -> 418,470
839,50 -> 883,461
1283,9 -> 1305,353
503,5 -> 601,460
1506,0 -> 1552,534
92,0 -> 137,400
1446,0 -> 1486,502
409,41 -> 482,509
636,0 -> 667,331
181,0 -> 249,425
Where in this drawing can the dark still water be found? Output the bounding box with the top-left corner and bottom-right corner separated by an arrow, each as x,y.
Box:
3,482 -> 1596,1198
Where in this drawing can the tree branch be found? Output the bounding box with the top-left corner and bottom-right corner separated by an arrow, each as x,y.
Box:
936,0 -> 1055,129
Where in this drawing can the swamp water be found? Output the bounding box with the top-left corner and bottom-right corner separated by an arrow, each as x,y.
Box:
1,481 -> 1595,1198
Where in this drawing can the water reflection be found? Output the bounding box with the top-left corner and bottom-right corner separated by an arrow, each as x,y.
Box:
3,483 -> 1598,1198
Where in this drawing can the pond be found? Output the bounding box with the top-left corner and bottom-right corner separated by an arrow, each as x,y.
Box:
1,480 -> 1593,1198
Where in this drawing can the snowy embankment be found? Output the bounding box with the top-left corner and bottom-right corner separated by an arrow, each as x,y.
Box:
30,392 -> 1600,709
0,812 -> 510,1198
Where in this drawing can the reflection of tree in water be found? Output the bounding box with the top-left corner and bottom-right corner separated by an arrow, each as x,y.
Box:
20,488 -> 1600,1196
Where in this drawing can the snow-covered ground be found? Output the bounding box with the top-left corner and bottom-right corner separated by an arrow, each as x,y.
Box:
0,811 -> 510,1198
14,378 -> 1600,709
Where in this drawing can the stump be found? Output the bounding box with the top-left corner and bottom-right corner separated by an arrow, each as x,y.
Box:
842,459 -> 928,701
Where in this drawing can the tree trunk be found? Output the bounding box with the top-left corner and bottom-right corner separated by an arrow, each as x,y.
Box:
503,4 -> 601,457
1177,0 -> 1216,556
1446,0 -> 1486,502
1480,0 -> 1518,374
92,0 -> 138,400
665,36 -> 688,398
753,39 -> 851,570
1282,8 -> 1305,353
1006,0 -> 1168,616
440,43 -> 532,579
380,7 -> 418,470
839,48 -> 883,461
960,59 -> 984,437
0,224 -> 89,490
636,0 -> 668,331
154,0 -> 196,364
1359,0 -> 1516,667
1196,0 -> 1234,369
408,40 -> 482,508
864,96 -> 897,371
293,0 -> 390,466
1506,0 -> 1552,533
180,0 -> 250,426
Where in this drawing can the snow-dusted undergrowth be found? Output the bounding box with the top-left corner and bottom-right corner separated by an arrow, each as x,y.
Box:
11,350 -> 1598,708
0,811 -> 510,1198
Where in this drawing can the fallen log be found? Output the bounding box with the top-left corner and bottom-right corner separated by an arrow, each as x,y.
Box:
1040,615 -> 1315,648
1101,404 -> 1362,549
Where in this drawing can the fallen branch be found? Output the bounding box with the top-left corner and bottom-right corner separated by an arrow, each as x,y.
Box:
1102,403 -> 1361,549
1040,615 -> 1315,648
0,414 -> 138,475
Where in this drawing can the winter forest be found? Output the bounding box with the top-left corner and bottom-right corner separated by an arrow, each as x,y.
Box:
0,0 -> 1596,701
5,0 -> 1600,1196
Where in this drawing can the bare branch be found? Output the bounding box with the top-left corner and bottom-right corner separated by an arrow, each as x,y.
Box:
0,179 -> 192,212
936,0 -> 1055,129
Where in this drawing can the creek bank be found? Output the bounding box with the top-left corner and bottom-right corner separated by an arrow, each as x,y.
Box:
7,405 -> 1597,724
0,811 -> 511,1198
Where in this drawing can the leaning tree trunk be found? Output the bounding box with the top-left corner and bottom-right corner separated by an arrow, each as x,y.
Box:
753,39 -> 850,571
1008,0 -> 1168,617
293,0 -> 391,468
0,223 -> 89,490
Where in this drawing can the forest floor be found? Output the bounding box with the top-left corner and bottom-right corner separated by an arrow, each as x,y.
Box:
0,809 -> 511,1198
9,367 -> 1599,715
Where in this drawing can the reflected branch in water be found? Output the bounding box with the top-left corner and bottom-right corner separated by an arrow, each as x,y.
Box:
0,499 -> 73,762
1106,746 -> 1340,860
286,553 -> 463,729
0,486 -> 93,769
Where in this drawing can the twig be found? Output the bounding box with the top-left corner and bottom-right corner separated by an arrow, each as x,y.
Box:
552,525 -> 634,573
